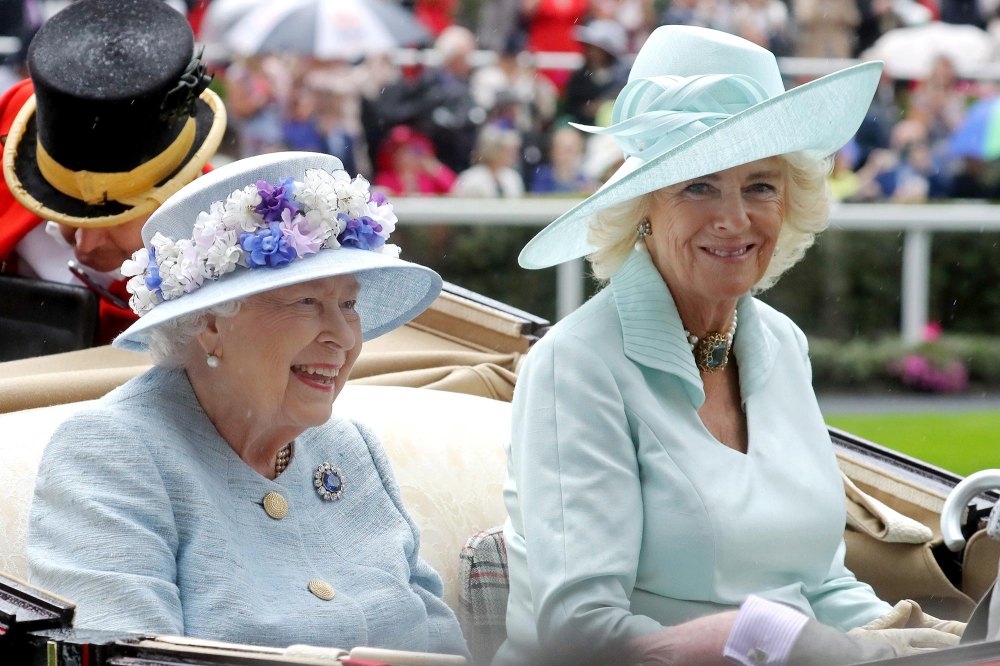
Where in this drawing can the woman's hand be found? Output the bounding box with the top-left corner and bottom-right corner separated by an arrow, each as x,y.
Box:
624,611 -> 739,665
846,600 -> 963,656
846,626 -> 960,656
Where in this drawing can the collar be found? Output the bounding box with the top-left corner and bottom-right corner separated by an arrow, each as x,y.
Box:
611,248 -> 779,407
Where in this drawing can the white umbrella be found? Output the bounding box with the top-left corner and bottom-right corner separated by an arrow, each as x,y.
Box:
862,21 -> 998,80
208,0 -> 432,61
200,0 -> 269,61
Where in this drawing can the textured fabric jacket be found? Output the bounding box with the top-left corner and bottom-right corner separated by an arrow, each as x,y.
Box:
496,249 -> 891,664
28,367 -> 469,656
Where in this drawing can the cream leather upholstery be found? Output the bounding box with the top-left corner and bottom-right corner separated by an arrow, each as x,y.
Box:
0,384 -> 511,613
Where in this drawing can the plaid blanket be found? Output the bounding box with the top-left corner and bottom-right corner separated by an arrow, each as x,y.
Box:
459,526 -> 509,665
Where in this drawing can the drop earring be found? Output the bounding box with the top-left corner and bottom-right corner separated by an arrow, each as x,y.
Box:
637,218 -> 652,239
206,353 -> 220,368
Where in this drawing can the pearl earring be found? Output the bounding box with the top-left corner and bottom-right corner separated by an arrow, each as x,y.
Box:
206,353 -> 220,368
637,218 -> 652,239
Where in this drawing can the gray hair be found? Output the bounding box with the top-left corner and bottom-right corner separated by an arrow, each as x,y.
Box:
473,125 -> 521,164
585,152 -> 833,291
146,300 -> 243,368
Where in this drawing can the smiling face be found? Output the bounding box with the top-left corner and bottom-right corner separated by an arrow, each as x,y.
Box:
208,275 -> 363,438
644,157 -> 787,325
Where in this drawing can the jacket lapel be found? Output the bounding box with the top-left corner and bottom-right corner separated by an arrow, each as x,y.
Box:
611,249 -> 779,408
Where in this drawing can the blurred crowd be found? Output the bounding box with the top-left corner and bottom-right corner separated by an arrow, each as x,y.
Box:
7,0 -> 1000,202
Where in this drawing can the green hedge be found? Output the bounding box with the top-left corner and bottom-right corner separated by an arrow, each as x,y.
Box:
808,334 -> 1000,392
760,230 -> 1000,339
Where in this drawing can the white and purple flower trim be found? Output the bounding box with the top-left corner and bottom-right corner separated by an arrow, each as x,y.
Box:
122,169 -> 400,316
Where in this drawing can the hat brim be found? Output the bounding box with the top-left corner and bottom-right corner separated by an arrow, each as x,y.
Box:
2,89 -> 227,228
113,247 -> 442,352
518,61 -> 883,269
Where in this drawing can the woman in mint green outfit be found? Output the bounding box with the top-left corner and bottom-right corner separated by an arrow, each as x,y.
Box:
496,26 -> 964,666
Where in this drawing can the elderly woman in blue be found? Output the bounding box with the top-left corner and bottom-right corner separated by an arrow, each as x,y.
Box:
27,152 -> 468,659
497,26 -> 964,665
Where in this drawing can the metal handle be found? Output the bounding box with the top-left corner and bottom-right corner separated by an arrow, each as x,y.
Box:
941,469 -> 1000,551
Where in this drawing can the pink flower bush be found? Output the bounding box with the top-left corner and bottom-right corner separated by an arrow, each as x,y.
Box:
888,351 -> 968,393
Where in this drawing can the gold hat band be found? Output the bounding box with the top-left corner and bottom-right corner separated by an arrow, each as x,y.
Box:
35,117 -> 196,205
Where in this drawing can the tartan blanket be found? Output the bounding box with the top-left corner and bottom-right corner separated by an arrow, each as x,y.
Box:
458,526 -> 509,665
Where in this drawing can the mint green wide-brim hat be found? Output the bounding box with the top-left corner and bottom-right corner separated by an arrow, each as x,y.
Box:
114,151 -> 441,352
518,25 -> 883,269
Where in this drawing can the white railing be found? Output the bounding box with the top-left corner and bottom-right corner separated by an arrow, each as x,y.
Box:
393,198 -> 1000,344
392,49 -> 1000,83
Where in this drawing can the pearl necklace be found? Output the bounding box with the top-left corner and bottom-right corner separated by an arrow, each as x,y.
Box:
685,311 -> 738,373
275,443 -> 292,476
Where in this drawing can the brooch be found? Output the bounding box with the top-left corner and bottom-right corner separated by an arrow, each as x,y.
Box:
314,462 -> 345,501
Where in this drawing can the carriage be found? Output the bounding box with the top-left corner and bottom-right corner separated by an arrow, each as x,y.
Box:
1,285 -> 998,664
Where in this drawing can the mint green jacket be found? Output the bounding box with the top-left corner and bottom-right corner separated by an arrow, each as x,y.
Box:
496,249 -> 891,664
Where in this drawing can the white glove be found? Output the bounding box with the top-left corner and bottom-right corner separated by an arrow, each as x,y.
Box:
846,600 -> 964,656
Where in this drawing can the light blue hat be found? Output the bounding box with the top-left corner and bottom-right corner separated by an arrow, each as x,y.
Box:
113,151 -> 441,352
519,25 -> 883,269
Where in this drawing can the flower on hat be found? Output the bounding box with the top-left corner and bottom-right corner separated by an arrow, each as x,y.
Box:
240,221 -> 298,268
122,168 -> 402,316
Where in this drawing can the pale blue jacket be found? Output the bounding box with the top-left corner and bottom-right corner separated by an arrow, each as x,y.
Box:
28,367 -> 469,656
496,249 -> 891,664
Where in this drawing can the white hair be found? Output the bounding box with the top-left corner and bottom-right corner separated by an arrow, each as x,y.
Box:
434,25 -> 475,62
146,300 -> 243,368
585,152 -> 833,291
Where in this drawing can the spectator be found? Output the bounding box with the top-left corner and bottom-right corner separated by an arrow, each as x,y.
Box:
304,59 -> 370,176
856,0 -> 905,56
471,33 -> 558,135
695,0 -> 739,32
486,89 -> 525,132
793,0 -> 861,58
562,19 -> 629,126
949,157 -> 1000,198
907,55 -> 969,168
482,86 -> 550,189
452,126 -> 525,197
414,25 -> 485,173
521,0 -> 592,88
829,142 -> 866,201
591,0 -> 656,52
580,98 -> 626,183
940,0 -> 985,26
731,0 -> 792,55
281,83 -> 325,153
852,119 -> 950,201
660,0 -> 713,26
224,56 -> 284,158
475,0 -> 523,53
854,69 -> 904,169
374,125 -> 456,196
317,92 -> 364,176
414,0 -> 457,36
530,127 -> 596,194
357,53 -> 414,178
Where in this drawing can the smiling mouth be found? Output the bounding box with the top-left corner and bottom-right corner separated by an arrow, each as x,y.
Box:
291,364 -> 340,388
704,245 -> 753,258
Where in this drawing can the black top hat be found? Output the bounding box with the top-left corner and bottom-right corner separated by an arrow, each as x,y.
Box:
2,0 -> 226,228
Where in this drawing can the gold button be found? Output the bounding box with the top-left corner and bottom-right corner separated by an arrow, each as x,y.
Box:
262,492 -> 288,520
308,579 -> 336,601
